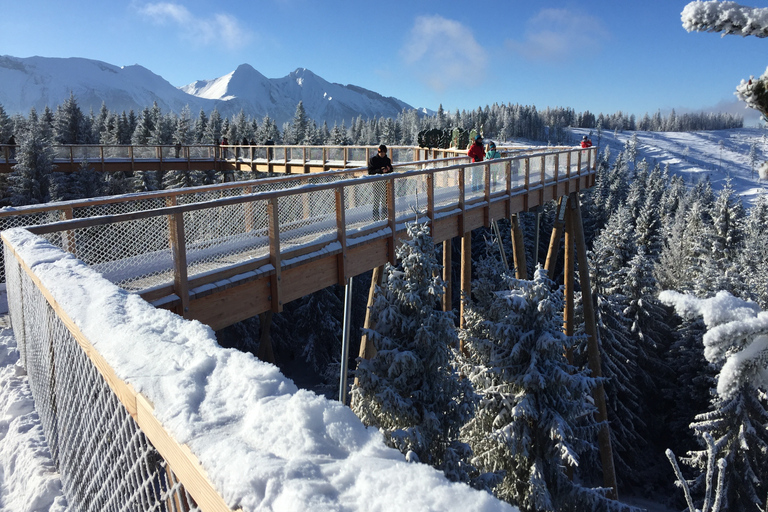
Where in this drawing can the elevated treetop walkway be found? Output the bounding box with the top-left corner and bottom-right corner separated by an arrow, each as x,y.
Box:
1,144 -> 616,512
1,143 -> 499,174
3,145 -> 596,330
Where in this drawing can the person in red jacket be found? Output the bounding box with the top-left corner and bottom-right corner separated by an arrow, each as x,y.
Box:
468,134 -> 485,162
467,134 -> 485,192
580,135 -> 592,148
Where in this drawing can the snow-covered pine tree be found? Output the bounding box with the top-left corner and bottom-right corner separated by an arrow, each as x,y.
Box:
349,220 -> 474,478
459,242 -> 625,511
9,108 -> 54,206
586,206 -> 652,487
739,194 -> 768,307
661,290 -> 768,512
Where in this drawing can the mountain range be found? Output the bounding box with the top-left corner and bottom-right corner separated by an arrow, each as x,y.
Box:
0,55 -> 418,126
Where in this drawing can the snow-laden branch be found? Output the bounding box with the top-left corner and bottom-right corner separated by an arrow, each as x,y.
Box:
682,1 -> 768,37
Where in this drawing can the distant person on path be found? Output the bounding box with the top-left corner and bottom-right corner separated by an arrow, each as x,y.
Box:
221,136 -> 229,159
580,135 -> 592,148
468,134 -> 485,192
7,135 -> 16,160
468,134 -> 485,162
486,141 -> 501,159
368,144 -> 393,220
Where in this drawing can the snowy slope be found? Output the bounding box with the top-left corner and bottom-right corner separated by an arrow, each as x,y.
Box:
568,127 -> 768,205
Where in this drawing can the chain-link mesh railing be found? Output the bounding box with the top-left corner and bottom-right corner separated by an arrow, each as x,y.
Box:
7,147 -> 595,298
4,245 -> 201,512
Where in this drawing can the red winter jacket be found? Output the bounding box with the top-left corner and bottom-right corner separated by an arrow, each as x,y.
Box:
580,139 -> 592,148
468,141 -> 485,162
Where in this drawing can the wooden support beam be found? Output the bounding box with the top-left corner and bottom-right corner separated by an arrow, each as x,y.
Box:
544,196 -> 568,281
563,207 -> 575,362
60,207 -> 76,256
166,197 -> 189,318
442,239 -> 452,312
569,192 -> 618,501
358,265 -> 383,362
459,231 -> 471,337
510,215 -> 527,280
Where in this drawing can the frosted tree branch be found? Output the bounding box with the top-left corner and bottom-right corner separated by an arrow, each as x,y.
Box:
682,1 -> 768,37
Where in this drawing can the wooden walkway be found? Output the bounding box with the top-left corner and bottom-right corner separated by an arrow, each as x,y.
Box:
17,145 -> 596,331
0,144 -> 468,174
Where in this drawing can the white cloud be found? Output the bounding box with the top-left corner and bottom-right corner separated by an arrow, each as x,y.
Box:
506,8 -> 609,61
400,15 -> 487,92
136,2 -> 253,50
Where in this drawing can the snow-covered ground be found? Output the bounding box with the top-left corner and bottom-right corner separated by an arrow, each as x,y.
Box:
568,126 -> 768,205
0,128 -> 766,512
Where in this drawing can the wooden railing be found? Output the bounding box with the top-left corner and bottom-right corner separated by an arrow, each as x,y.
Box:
0,143 -> 510,174
20,146 -> 596,329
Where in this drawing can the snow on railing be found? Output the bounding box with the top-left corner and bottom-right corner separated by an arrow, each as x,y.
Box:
1,222 -> 519,512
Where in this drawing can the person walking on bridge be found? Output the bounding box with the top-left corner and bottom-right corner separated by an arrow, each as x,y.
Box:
368,144 -> 393,220
468,134 -> 485,192
580,135 -> 592,148
486,141 -> 501,159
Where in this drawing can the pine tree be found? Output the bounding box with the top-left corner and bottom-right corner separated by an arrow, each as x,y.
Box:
460,259 -> 625,511
661,290 -> 768,512
350,221 -> 473,475
53,92 -> 87,144
9,108 -> 54,206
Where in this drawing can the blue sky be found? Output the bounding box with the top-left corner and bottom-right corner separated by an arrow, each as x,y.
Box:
3,0 -> 767,123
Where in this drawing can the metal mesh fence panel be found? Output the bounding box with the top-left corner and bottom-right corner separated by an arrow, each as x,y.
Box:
344,179 -> 379,229
544,154 -> 557,183
433,169 -> 460,211
0,210 -> 63,283
277,188 -> 337,250
466,164 -> 485,201
569,151 -> 579,178
490,161 -> 507,194
4,245 -> 200,511
529,156 -> 542,189
394,173 -> 428,223
511,159 -> 526,190
184,199 -> 270,277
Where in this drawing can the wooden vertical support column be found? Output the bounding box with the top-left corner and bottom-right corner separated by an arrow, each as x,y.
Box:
563,206 -> 575,362
569,192 -> 619,500
267,197 -> 283,313
510,215 -> 527,280
544,196 -> 568,280
426,174 -> 435,231
335,187 -> 348,284
166,197 -> 189,318
459,230 -> 471,337
257,311 -> 275,363
358,265 -> 384,362
442,239 -> 452,312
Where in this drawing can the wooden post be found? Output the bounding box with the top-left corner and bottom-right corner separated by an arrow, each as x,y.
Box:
358,265 -> 384,362
166,197 -> 189,318
569,192 -> 618,500
459,231 -> 471,334
563,208 -> 575,362
442,239 -> 452,312
60,207 -> 76,256
544,196 -> 568,280
510,215 -> 527,280
257,311 -> 275,363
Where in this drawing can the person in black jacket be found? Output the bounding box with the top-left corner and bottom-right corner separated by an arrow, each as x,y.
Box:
368,144 -> 393,220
